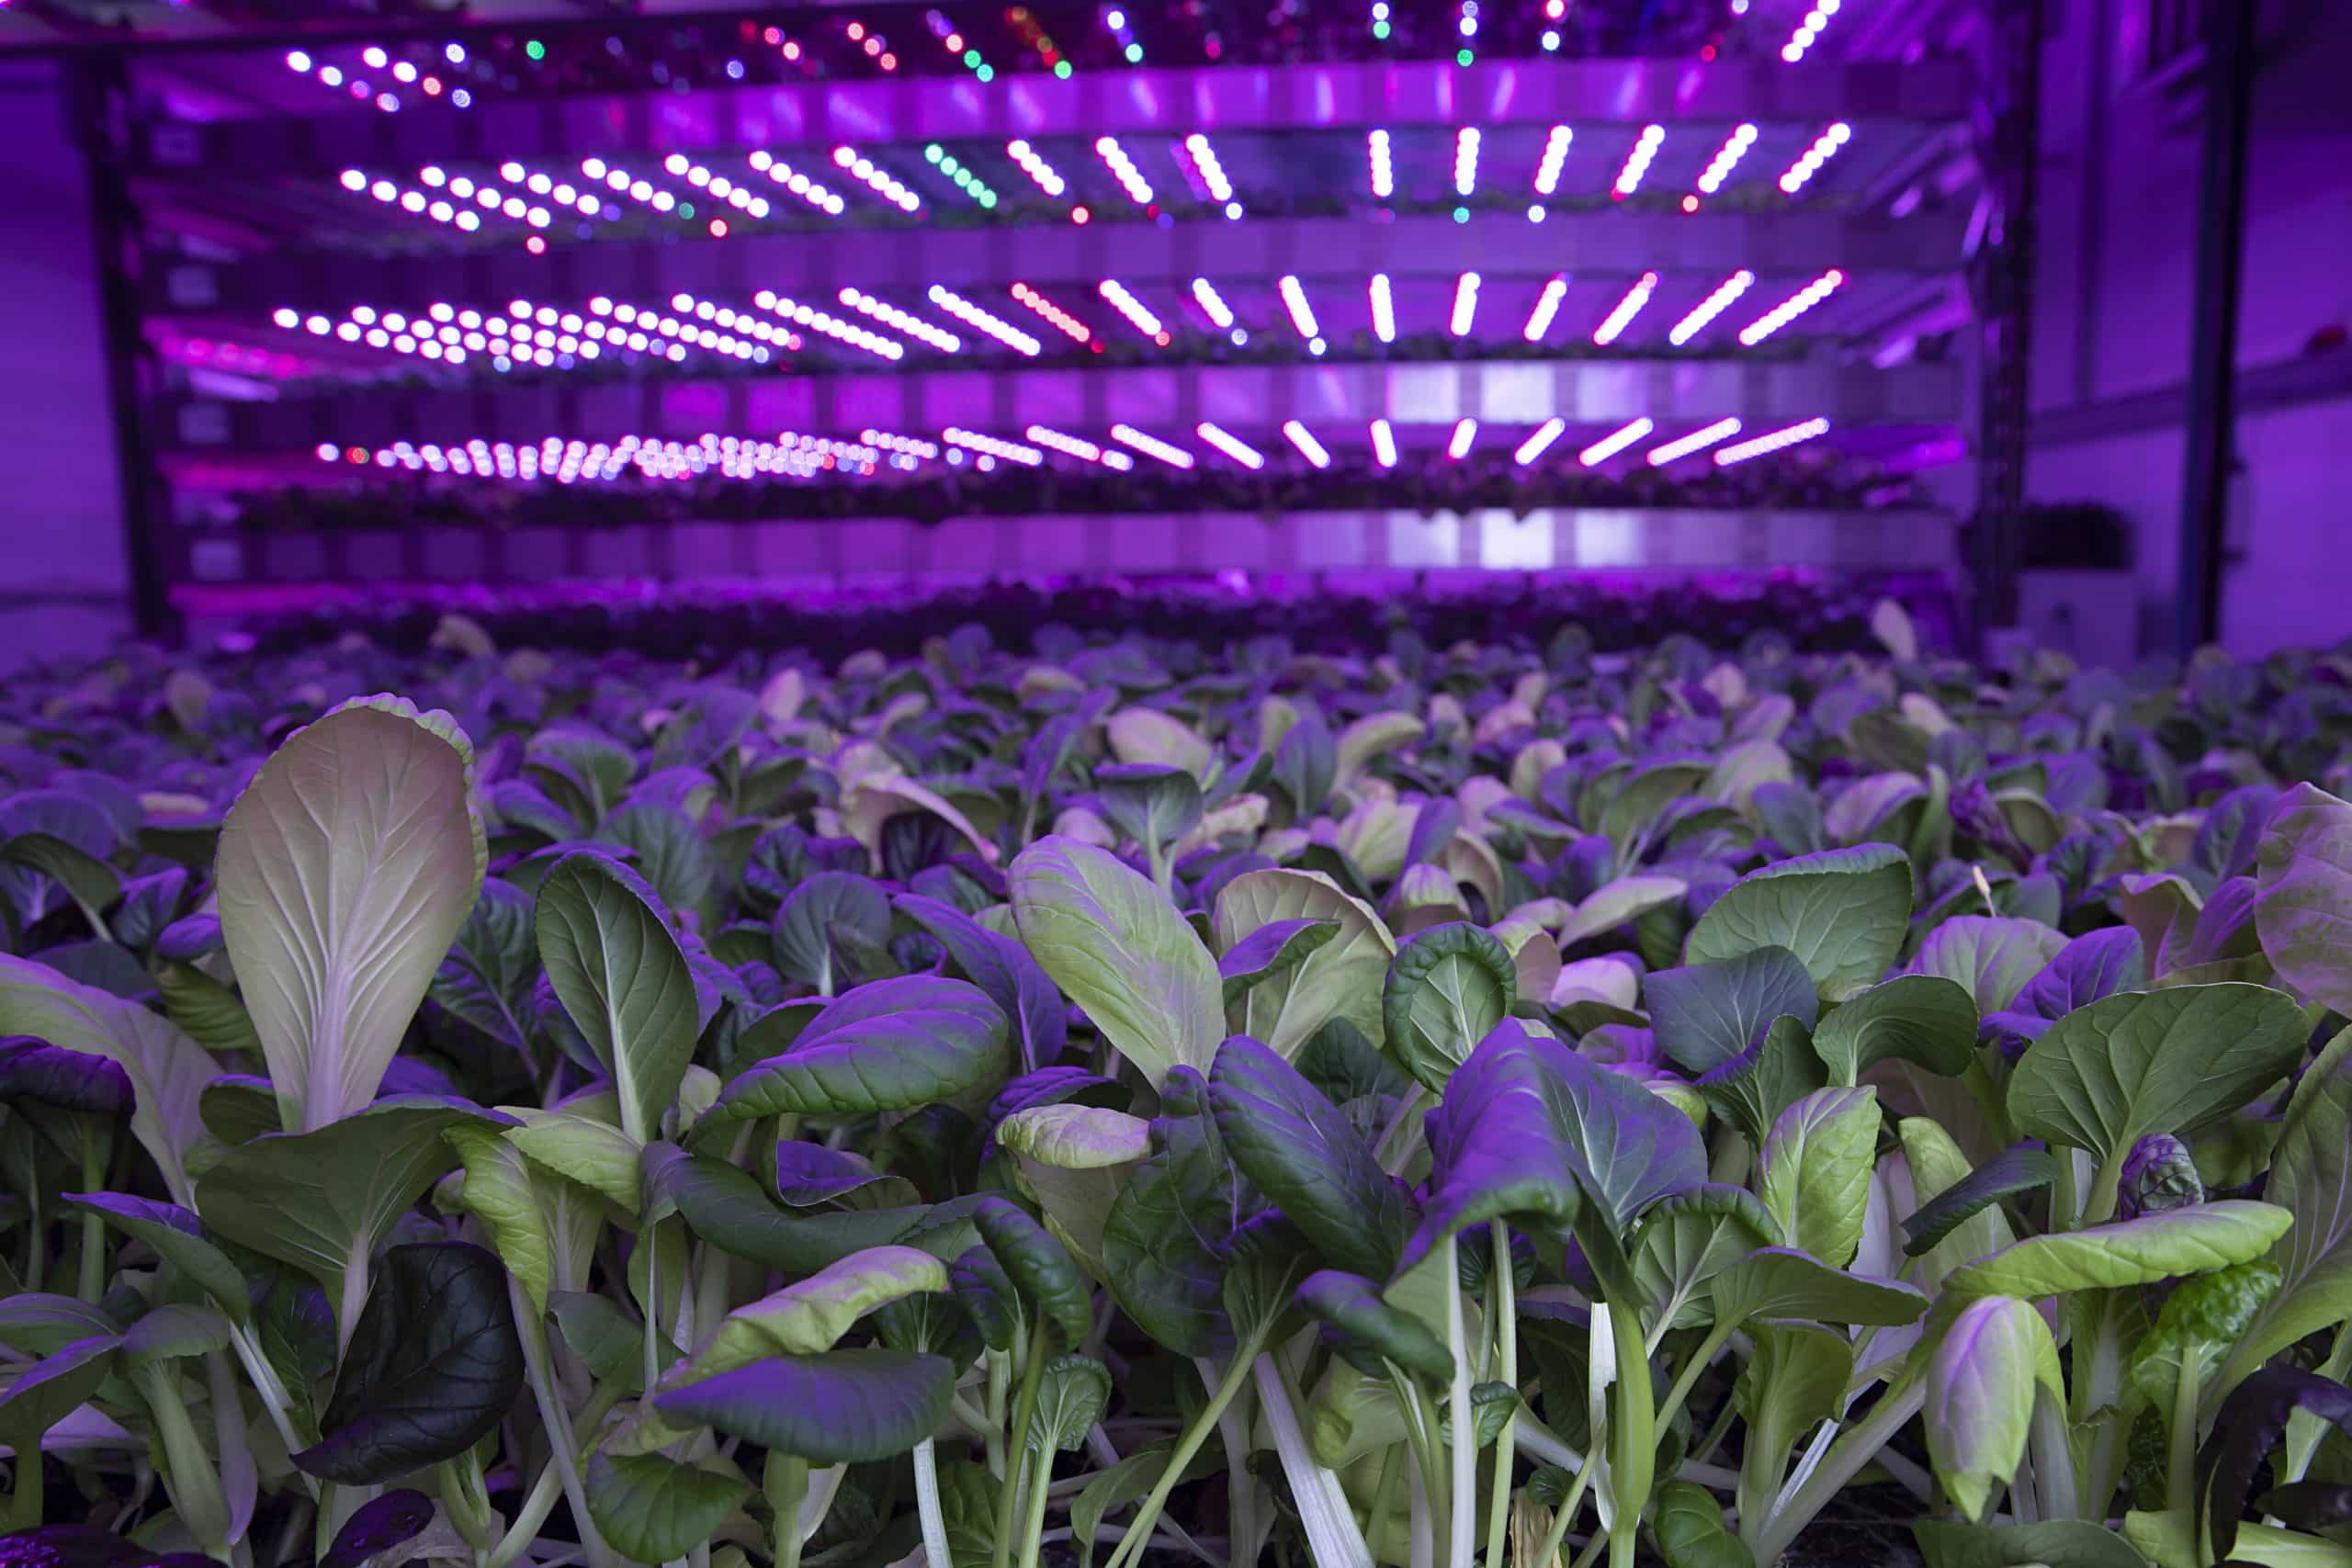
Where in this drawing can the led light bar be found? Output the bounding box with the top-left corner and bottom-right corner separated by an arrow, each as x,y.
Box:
657,153 -> 773,222
1694,124 -> 1759,197
1110,423 -> 1195,468
833,145 -> 922,213
1737,269 -> 1845,344
342,168 -> 489,232
1668,271 -> 1757,345
1026,424 -> 1110,462
1715,417 -> 1830,464
1781,0 -> 1842,62
1513,418 -> 1566,465
1523,273 -> 1569,342
1370,419 -> 1399,468
1779,122 -> 1853,194
861,429 -> 943,458
1282,420 -> 1332,469
1010,283 -> 1092,344
1097,280 -> 1169,344
1276,275 -> 1322,345
1453,127 -> 1482,197
1647,417 -> 1743,465
1449,272 -> 1481,337
748,151 -> 849,216
605,294 -> 784,363
1184,133 -> 1240,217
1612,124 -> 1666,198
1195,422 -> 1266,470
943,426 -> 1044,466
1005,140 -> 1069,197
1191,278 -> 1238,329
922,144 -> 999,209
927,286 -> 1043,355
1369,274 -> 1396,344
752,288 -> 905,360
837,288 -> 961,352
1368,130 -> 1395,199
1578,417 -> 1655,466
1533,125 -> 1574,195
1094,137 -> 1156,206
1446,418 -> 1478,460
1592,272 -> 1659,345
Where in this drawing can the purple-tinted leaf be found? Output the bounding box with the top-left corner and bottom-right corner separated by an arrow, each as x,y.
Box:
0,1035 -> 134,1117
1643,946 -> 1818,1075
2010,928 -> 2146,1023
319,1489 -> 435,1568
2196,1366 -> 2352,1561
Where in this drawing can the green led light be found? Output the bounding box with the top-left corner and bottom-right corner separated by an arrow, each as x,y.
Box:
1124,41 -> 1143,61
964,48 -> 981,65
924,143 -> 944,163
976,62 -> 993,80
525,39 -> 545,60
955,171 -> 971,186
943,156 -> 961,173
1457,46 -> 1474,64
978,191 -> 997,208
680,201 -> 696,218
1453,205 -> 1469,222
1054,59 -> 1073,77
1372,19 -> 1389,36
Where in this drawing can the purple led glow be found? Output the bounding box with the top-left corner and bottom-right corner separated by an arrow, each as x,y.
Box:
1523,273 -> 1569,342
1281,420 -> 1332,469
1647,417 -> 1743,465
1446,417 -> 1478,460
1668,271 -> 1757,345
1613,125 -> 1666,198
1449,272 -> 1480,337
1370,418 -> 1399,468
1513,418 -> 1566,465
1110,423 -> 1195,468
1195,422 -> 1265,470
1737,269 -> 1844,345
1715,417 -> 1830,464
927,287 -> 1043,355
1578,417 -> 1655,466
1592,272 -> 1659,345
1369,274 -> 1396,344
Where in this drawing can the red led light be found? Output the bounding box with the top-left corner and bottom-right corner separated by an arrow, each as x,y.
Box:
881,52 -> 897,68
1682,195 -> 1700,211
526,235 -> 546,254
1154,331 -> 1171,346
709,218 -> 729,236
1070,206 -> 1090,224
1702,43 -> 1717,59
764,26 -> 782,44
422,76 -> 442,95
347,446 -> 367,462
945,32 -> 963,48
864,38 -> 881,54
847,22 -> 865,39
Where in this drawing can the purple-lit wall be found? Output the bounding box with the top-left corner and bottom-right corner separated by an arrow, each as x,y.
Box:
0,61 -> 133,670
2027,0 -> 2352,655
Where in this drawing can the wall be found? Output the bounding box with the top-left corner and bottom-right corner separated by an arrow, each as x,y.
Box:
0,60 -> 137,670
2025,0 -> 2352,656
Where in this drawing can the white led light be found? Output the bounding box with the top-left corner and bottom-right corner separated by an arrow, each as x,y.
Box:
1110,423 -> 1195,468
838,288 -> 962,352
1368,130 -> 1395,199
1184,133 -> 1238,210
927,286 -> 1042,355
1369,274 -> 1396,344
1514,418 -> 1566,465
1005,140 -> 1070,198
1736,269 -> 1845,345
1715,416 -> 1830,464
1778,123 -> 1853,194
1694,123 -> 1759,197
1646,417 -> 1743,465
1668,270 -> 1757,345
1195,422 -> 1265,470
1592,272 -> 1660,345
749,152 -> 848,217
1097,280 -> 1168,342
1579,417 -> 1655,466
1282,420 -> 1331,469
1276,276 -> 1321,342
1453,127 -> 1481,197
1533,124 -> 1574,196
1191,278 -> 1238,329
1026,425 -> 1107,462
1370,418 -> 1398,468
1613,124 -> 1666,197
1449,272 -> 1480,337
833,144 -> 922,212
1522,273 -> 1568,342
1010,283 -> 1092,344
1093,136 -> 1157,207
942,426 -> 1044,466
1446,418 -> 1477,460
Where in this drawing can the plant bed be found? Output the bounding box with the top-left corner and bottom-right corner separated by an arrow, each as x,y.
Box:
3,594 -> 2350,1568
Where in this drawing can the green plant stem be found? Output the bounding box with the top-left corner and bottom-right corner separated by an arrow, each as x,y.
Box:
1445,1234 -> 1479,1568
1015,1439 -> 1055,1568
1485,1222 -> 1520,1568
75,1122 -> 108,1302
911,1438 -> 953,1568
21,1179 -> 41,1293
1103,1337 -> 1267,1568
1385,1366 -> 1445,1563
1651,1321 -> 1737,1442
511,1279 -> 613,1568
1531,1485 -> 1578,1568
1750,1369 -> 1925,1563
1145,837 -> 1171,899
485,1457 -> 568,1568
985,1348 -> 1012,1479
2167,1356 -> 2199,1529
991,1317 -> 1054,1568
1567,1521 -> 1609,1568
766,1452 -> 808,1568
1602,1300 -> 1654,1568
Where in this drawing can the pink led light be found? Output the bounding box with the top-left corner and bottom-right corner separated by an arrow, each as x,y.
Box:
1715,417 -> 1830,464
1370,418 -> 1398,468
1195,422 -> 1265,470
1694,124 -> 1758,197
926,287 -> 1042,355
1110,423 -> 1195,468
1578,417 -> 1655,466
748,150 -> 848,216
1514,418 -> 1566,465
1009,283 -> 1092,344
1369,275 -> 1396,344
1778,122 -> 1853,194
1646,417 -> 1743,465
838,288 -> 961,352
1097,281 -> 1170,344
1282,420 -> 1331,469
1449,272 -> 1480,337
1533,125 -> 1573,195
1523,273 -> 1568,342
1446,418 -> 1478,460
1592,272 -> 1659,345
1005,141 -> 1069,198
1093,137 -> 1156,207
943,426 -> 1044,466
832,144 -> 922,212
1737,269 -> 1845,345
1668,271 -> 1757,345
1612,124 -> 1666,198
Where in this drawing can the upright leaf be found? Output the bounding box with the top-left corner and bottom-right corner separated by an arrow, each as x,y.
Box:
1214,868 -> 1396,1055
1756,1088 -> 1881,1269
1683,844 -> 1913,1001
2253,784 -> 2352,1014
1925,1295 -> 2064,1523
1382,922 -> 1515,1092
536,849 -> 700,1145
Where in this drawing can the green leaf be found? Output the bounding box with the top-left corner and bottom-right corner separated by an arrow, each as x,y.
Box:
1213,867 -> 1396,1056
1756,1087 -> 1881,1269
1008,836 -> 1223,1088
595,802 -> 720,931
1901,1144 -> 2057,1259
536,849 -> 700,1145
2253,784 -> 2352,1015
995,1104 -> 1150,1280
1924,1294 -> 2064,1522
974,1194 -> 1091,1346
773,870 -> 891,994
1913,1518 -> 2150,1568
1683,844 -> 1914,1001
1694,1014 -> 1827,1149
713,976 -> 1007,1119
549,1292 -> 679,1394
1628,1186 -> 1782,1332
0,1294 -> 120,1358
652,1348 -> 957,1463
215,695 -> 485,1134
1909,917 -> 2069,1013
584,1451 -> 750,1563
442,1124 -> 600,1316
1098,1148 -> 1224,1355
1333,711 -> 1425,791
2226,1028 -> 2352,1385
1207,1035 -> 1411,1280
2007,983 -> 2309,1208
1812,975 -> 1979,1086
0,1337 -> 119,1450
1027,1353 -> 1113,1453
154,962 -> 263,1056
683,1246 -> 948,1377
506,1101 -> 641,1213
1,832 -> 121,931
1070,1441 -> 1218,1568
1735,1321 -> 1851,1514
1941,1201 -> 2294,1298
1218,917 -> 1341,1006
1643,946 -> 1818,1075
1708,1247 -> 1930,1329
1382,921 -> 1516,1091
658,1149 -> 953,1274
1557,874 -> 1688,949
1656,1480 -> 1755,1568
1295,1269 -> 1453,1382
1106,707 -> 1214,776
195,1097 -> 498,1306
62,1192 -> 248,1325
121,1302 -> 232,1367
1096,763 -> 1204,852
2127,1258 -> 2279,1411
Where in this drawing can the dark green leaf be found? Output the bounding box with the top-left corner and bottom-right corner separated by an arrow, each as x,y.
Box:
1207,1035 -> 1410,1280
652,1348 -> 956,1463
1644,946 -> 1819,1075
1902,1145 -> 2058,1258
1382,921 -> 1516,1091
713,976 -> 1008,1120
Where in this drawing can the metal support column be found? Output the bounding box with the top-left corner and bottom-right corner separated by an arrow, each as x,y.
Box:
2171,0 -> 2257,658
74,58 -> 176,643
1967,0 -> 2043,651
